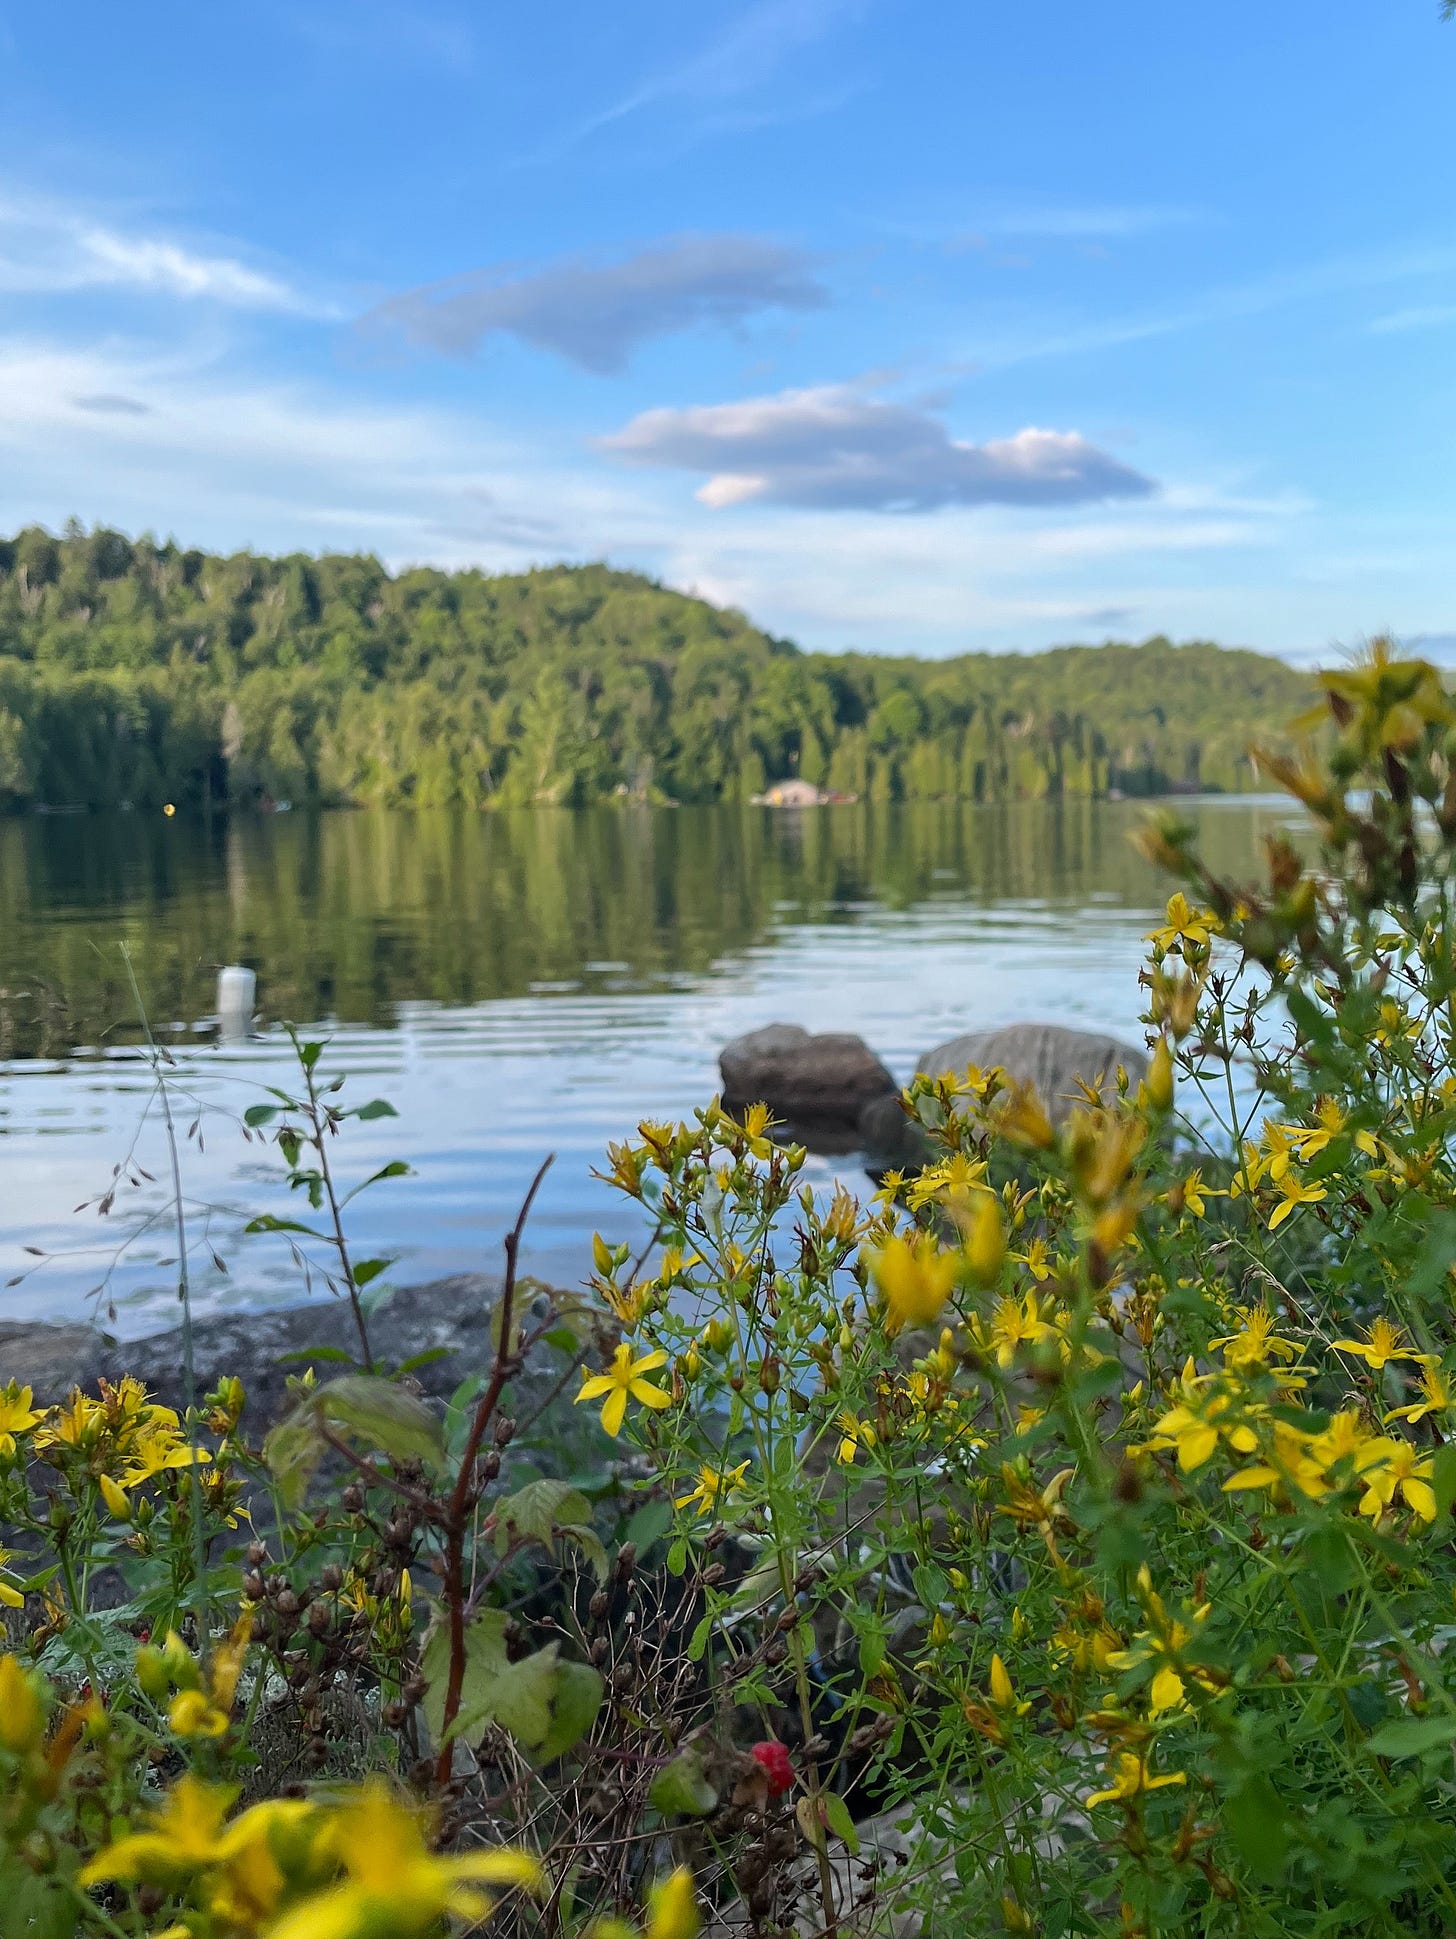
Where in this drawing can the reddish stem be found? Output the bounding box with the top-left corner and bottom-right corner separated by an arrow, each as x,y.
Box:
434,1154 -> 553,1785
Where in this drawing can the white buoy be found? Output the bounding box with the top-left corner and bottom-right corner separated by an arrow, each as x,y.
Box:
216,965 -> 257,1042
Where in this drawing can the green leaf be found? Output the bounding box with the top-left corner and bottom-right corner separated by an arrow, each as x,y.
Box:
243,1104 -> 279,1127
488,1645 -> 560,1749
686,1614 -> 713,1663
1366,1714 -> 1456,1759
244,1214 -> 327,1240
666,1535 -> 688,1577
353,1098 -> 399,1121
299,1040 -> 324,1069
625,1496 -> 674,1554
529,1657 -> 604,1765
262,1413 -> 325,1510
351,1258 -> 393,1288
495,1479 -> 593,1549
857,1613 -> 886,1678
821,1790 -> 860,1856
1223,1775 -> 1289,1884
278,1345 -> 356,1367
316,1375 -> 446,1468
649,1749 -> 718,1817
421,1621 -> 600,1763
363,1160 -> 411,1185
397,1347 -> 452,1376
421,1609 -> 510,1743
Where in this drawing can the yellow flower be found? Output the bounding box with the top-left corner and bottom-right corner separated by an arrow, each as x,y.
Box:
1149,893 -> 1213,954
590,1867 -> 701,1939
1332,1317 -> 1431,1372
1354,1437 -> 1438,1523
0,1654 -> 45,1753
869,1231 -> 958,1332
1223,1420 -> 1332,1503
978,1291 -> 1060,1370
1386,1364 -> 1454,1427
645,1867 -> 700,1939
1018,1237 -> 1052,1282
1374,998 -> 1421,1047
166,1611 -> 253,1740
0,1382 -> 46,1458
1211,1305 -> 1301,1376
1179,1170 -> 1213,1218
81,1776 -> 238,1885
1086,1751 -> 1187,1810
836,1411 -> 877,1465
674,1459 -> 750,1517
1145,1382 -> 1257,1474
1267,1169 -> 1326,1230
576,1343 -> 672,1437
121,1425 -> 212,1488
1105,1568 -> 1218,1713
265,1781 -> 541,1939
0,1544 -> 29,1609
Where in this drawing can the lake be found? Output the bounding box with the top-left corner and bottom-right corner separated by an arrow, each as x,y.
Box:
0,798 -> 1297,1338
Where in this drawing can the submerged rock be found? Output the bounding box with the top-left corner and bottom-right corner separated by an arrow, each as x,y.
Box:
720,1024 -> 896,1132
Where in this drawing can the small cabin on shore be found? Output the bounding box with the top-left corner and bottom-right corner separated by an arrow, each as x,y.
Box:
756,778 -> 831,807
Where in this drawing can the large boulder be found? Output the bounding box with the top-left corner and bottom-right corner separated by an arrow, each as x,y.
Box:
720,1025 -> 896,1133
919,1023 -> 1146,1119
859,1022 -> 1147,1174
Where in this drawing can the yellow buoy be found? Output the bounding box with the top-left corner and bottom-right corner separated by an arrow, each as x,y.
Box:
163,803 -> 176,817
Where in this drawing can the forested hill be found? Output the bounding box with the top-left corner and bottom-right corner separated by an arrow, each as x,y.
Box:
0,523 -> 1311,811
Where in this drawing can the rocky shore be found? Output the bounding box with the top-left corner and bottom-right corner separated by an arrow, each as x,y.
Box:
0,1272 -> 568,1419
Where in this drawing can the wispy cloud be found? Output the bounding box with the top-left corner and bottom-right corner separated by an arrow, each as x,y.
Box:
0,189 -> 326,315
531,0 -> 869,160
602,382 -> 1154,512
946,203 -> 1204,247
368,233 -> 828,373
965,240 -> 1456,370
280,2 -> 475,69
1369,302 -> 1456,334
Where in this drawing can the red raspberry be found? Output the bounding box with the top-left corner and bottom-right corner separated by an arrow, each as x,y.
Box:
751,1739 -> 795,1795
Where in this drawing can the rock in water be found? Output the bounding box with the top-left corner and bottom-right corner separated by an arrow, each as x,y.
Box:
719,1024 -> 896,1135
919,1022 -> 1147,1122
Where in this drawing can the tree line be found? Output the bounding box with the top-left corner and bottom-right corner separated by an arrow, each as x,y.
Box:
0,522 -> 1310,812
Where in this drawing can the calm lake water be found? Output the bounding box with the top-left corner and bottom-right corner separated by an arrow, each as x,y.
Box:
0,799 -> 1297,1339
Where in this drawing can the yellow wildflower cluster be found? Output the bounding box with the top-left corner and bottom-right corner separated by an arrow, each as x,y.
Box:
81,1774 -> 543,1939
1143,1317 -> 1442,1526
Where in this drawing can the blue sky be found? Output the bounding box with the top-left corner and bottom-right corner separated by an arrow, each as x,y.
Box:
0,0 -> 1453,659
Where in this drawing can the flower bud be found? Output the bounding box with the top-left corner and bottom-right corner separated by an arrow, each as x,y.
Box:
965,1194 -> 1006,1288
1145,1037 -> 1175,1112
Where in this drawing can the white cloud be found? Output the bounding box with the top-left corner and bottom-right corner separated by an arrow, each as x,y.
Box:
0,189 -> 323,314
602,382 -> 1154,511
0,331 -> 1338,659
